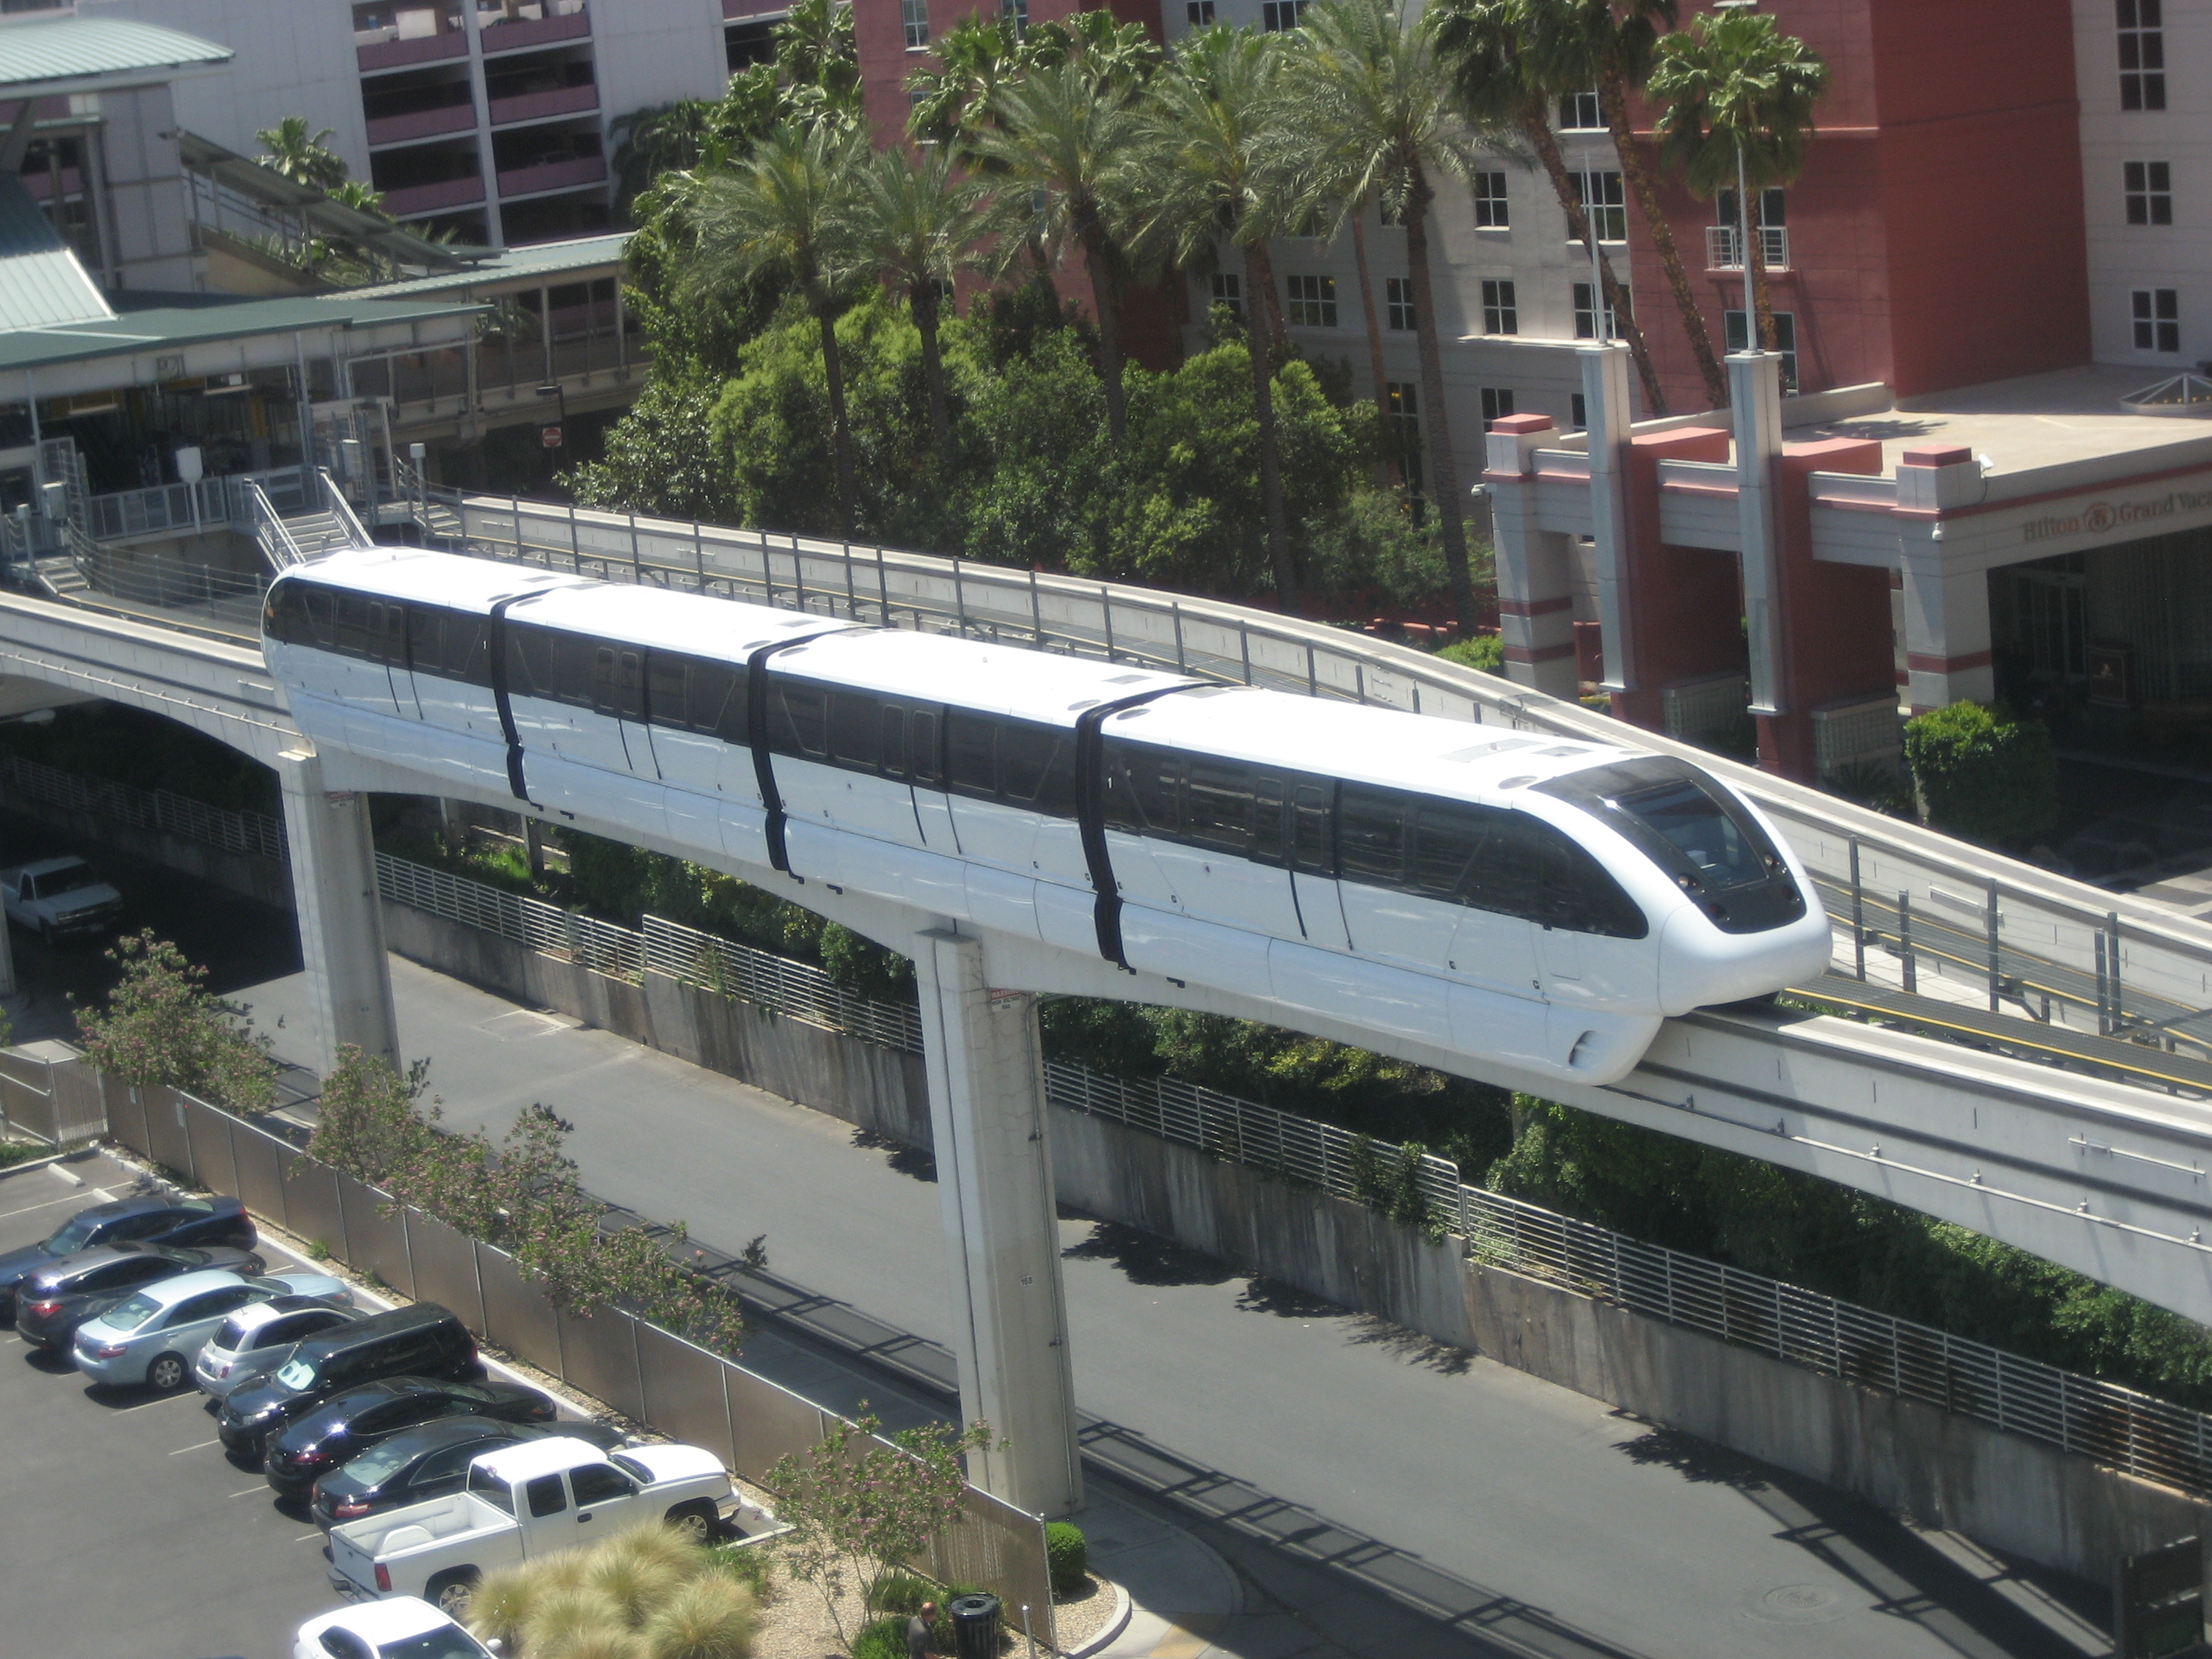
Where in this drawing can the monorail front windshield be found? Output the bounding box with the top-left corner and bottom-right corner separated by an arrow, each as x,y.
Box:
1537,758 -> 1804,934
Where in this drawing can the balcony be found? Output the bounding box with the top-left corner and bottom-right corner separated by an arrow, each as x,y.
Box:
356,28 -> 468,71
1705,223 -> 1789,271
381,174 -> 487,216
496,154 -> 606,200
488,82 -> 599,126
20,166 -> 82,201
478,2 -> 591,54
365,101 -> 478,146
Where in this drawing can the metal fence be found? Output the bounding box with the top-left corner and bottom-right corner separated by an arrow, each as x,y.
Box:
375,854 -> 643,980
101,1079 -> 1057,1639
0,752 -> 286,862
0,1044 -> 105,1145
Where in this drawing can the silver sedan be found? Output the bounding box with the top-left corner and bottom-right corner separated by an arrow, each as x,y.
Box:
72,1269 -> 350,1392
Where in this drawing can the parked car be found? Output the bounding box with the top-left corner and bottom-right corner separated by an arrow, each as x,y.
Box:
265,1376 -> 558,1497
71,1269 -> 349,1391
327,1437 -> 731,1610
219,1304 -> 479,1459
0,1194 -> 255,1314
197,1297 -> 364,1401
310,1416 -> 632,1530
294,1595 -> 499,1659
0,855 -> 122,943
16,1243 -> 262,1350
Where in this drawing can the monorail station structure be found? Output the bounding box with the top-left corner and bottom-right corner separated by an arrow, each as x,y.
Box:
1489,344 -> 2212,786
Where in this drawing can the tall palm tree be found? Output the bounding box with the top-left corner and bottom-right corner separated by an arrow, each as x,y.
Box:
1433,0 -> 1666,415
686,122 -> 870,533
854,145 -> 1002,456
256,116 -> 350,192
1143,25 -> 1302,603
609,100 -> 723,217
906,14 -> 1026,153
974,58 -> 1159,445
1648,10 -> 1827,358
1524,0 -> 1730,408
1283,0 -> 1492,636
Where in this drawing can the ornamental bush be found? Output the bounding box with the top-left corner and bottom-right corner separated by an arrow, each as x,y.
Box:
1435,635 -> 1507,676
1045,1522 -> 1088,1596
74,931 -> 275,1112
1901,701 -> 2058,850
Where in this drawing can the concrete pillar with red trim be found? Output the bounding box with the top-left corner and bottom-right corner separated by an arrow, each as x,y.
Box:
1484,412 -> 1579,697
1895,445 -> 1997,713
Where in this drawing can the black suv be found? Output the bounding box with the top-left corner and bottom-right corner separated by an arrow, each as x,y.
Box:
218,1304 -> 478,1459
0,1195 -> 255,1316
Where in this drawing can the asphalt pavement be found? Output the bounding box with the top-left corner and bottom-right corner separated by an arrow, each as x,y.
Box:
242,954 -> 2112,1659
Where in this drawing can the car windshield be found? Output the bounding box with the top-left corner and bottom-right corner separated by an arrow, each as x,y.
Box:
1536,757 -> 1782,894
378,1627 -> 491,1659
35,864 -> 101,897
1612,779 -> 1769,891
42,1216 -> 101,1255
106,1292 -> 163,1331
275,1357 -> 317,1391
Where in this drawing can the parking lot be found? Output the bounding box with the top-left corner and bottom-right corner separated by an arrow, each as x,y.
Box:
0,1150 -> 378,1659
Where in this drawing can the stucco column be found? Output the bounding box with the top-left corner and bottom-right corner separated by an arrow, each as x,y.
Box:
277,749 -> 399,1075
1899,535 -> 1996,713
1580,344 -> 1635,694
1484,413 -> 1577,698
913,930 -> 1082,1518
1730,351 -> 1785,717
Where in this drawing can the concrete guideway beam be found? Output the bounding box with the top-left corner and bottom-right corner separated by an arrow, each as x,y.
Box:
277,749 -> 400,1075
914,932 -> 1082,1519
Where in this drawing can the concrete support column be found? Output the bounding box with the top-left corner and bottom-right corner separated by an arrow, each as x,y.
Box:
1730,351 -> 1785,717
1484,413 -> 1577,698
1899,537 -> 1996,713
277,749 -> 399,1075
914,931 -> 1082,1518
1580,345 -> 1635,695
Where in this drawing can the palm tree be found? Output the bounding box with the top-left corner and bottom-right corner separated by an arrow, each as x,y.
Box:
686,122 -> 870,533
1518,0 -> 1730,411
974,58 -> 1160,445
609,101 -> 723,217
1433,0 -> 1666,415
1143,25 -> 1302,603
854,145 -> 1001,456
1282,0 -> 1491,636
906,14 -> 1027,153
256,116 -> 350,192
1648,10 -> 1827,358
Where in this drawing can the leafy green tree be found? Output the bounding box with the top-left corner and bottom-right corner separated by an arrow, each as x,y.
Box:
568,365 -> 742,522
1648,9 -> 1828,356
906,13 -> 1031,152
1304,485 -> 1459,610
74,932 -> 275,1112
1432,0 -> 1668,413
255,115 -> 350,191
1143,27 -> 1302,602
1281,0 -> 1490,635
686,122 -> 870,533
609,99 -> 726,216
1901,701 -> 2058,850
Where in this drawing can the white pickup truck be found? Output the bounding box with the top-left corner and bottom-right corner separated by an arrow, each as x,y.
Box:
328,1436 -> 732,1613
0,855 -> 123,943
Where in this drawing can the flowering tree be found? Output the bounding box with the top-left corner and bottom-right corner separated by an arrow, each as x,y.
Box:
74,931 -> 276,1112
767,1408 -> 996,1648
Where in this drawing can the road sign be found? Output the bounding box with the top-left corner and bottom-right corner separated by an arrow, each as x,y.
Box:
540,424 -> 563,449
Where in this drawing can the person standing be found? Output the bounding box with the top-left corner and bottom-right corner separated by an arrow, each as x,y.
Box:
908,1599 -> 939,1659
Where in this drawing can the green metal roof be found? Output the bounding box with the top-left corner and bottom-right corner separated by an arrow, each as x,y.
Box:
0,290 -> 483,376
342,231 -> 632,299
0,174 -> 112,331
0,14 -> 232,94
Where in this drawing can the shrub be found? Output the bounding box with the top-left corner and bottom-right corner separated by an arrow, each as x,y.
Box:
1435,635 -> 1506,676
867,1571 -> 940,1614
467,1557 -> 557,1651
72,931 -> 276,1111
640,1572 -> 757,1659
586,1529 -> 691,1628
1045,1522 -> 1088,1596
522,1584 -> 625,1655
1902,701 -> 2058,850
851,1615 -> 910,1659
702,1542 -> 775,1599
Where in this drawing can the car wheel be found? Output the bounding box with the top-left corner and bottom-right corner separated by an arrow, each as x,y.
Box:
146,1353 -> 187,1393
665,1500 -> 718,1544
427,1569 -> 479,1616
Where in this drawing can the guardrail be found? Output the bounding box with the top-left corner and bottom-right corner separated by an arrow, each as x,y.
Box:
375,854 -> 641,980
0,752 -> 286,862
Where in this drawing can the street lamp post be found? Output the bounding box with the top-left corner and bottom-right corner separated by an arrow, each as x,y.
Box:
537,381 -> 566,490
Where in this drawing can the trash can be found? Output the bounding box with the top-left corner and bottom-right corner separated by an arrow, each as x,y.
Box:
947,1592 -> 1002,1659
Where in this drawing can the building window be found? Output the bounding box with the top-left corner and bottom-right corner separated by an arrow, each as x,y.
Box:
1386,276 -> 1415,331
1558,90 -> 1602,130
1209,270 -> 1242,320
1572,170 -> 1626,242
2133,287 -> 2181,351
2126,160 -> 2174,225
1724,309 -> 1799,390
1473,170 -> 1509,229
903,0 -> 928,49
1185,0 -> 1213,24
1572,281 -> 1618,340
1386,381 -> 1423,493
1285,273 -> 1336,328
1262,0 -> 1306,31
1571,392 -> 1588,429
1480,386 -> 1514,427
1002,0 -> 1027,35
2119,0 -> 2166,111
1481,278 -> 1517,335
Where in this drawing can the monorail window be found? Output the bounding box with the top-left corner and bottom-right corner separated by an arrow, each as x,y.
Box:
769,680 -> 830,758
334,594 -> 404,665
1338,786 -> 1406,884
591,646 -> 646,721
504,624 -> 602,709
405,606 -> 491,686
645,655 -> 744,739
1185,760 -> 1254,855
1105,743 -> 1182,837
945,709 -> 1075,814
265,581 -> 331,650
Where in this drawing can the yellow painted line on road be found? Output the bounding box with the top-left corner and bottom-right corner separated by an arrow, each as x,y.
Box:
168,1437 -> 221,1455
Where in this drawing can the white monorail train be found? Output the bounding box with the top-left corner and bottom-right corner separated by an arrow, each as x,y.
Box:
262,548 -> 1833,1086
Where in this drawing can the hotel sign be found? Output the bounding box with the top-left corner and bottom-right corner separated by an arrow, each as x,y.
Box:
2022,485 -> 2212,544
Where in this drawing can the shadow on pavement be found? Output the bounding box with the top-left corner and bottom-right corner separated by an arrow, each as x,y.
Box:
1063,1221 -> 1237,1288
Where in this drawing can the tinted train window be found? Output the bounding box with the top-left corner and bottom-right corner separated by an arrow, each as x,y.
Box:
1338,786 -> 1407,884
830,690 -> 880,769
1105,742 -> 1181,837
334,594 -> 402,664
591,646 -> 645,720
946,709 -> 997,797
505,624 -> 558,700
768,680 -> 830,758
405,606 -> 492,687
946,711 -> 1075,814
646,656 -> 744,739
